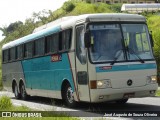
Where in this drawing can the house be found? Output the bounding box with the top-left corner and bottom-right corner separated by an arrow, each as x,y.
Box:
121,3 -> 160,13
87,0 -> 157,4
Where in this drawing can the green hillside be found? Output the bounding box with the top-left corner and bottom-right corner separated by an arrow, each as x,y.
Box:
0,0 -> 160,88
0,1 -> 122,44
147,15 -> 160,70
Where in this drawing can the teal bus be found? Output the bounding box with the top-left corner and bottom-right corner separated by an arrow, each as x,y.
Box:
2,13 -> 158,107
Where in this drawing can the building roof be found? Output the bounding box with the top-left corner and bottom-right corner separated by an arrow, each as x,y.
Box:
121,3 -> 160,13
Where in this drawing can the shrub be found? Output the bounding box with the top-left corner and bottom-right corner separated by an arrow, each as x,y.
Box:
0,96 -> 12,109
109,4 -> 122,13
63,1 -> 75,13
147,15 -> 160,70
86,0 -> 91,3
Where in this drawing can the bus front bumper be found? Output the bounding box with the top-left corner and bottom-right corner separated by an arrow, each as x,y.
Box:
89,83 -> 158,103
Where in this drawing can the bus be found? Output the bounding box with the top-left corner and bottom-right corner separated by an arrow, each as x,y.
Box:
2,13 -> 158,107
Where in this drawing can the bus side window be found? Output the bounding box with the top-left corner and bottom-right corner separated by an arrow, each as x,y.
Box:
51,33 -> 59,53
76,25 -> 86,65
62,29 -> 72,51
34,38 -> 45,56
45,35 -> 52,54
24,42 -> 33,58
2,51 -> 4,63
45,33 -> 59,54
16,45 -> 23,60
3,50 -> 9,63
10,47 -> 16,61
8,49 -> 11,61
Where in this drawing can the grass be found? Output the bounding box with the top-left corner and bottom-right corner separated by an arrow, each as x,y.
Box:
0,96 -> 12,109
155,90 -> 160,97
0,96 -> 79,120
0,96 -> 30,111
0,118 -> 78,120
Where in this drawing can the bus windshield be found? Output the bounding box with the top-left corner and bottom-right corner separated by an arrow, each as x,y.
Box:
88,23 -> 154,63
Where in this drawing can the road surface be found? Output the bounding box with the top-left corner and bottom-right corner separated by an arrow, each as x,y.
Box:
0,91 -> 160,119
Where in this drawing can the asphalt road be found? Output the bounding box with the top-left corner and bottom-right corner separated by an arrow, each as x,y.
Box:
1,91 -> 160,119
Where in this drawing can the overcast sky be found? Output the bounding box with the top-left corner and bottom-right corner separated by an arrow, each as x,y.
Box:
0,0 -> 68,41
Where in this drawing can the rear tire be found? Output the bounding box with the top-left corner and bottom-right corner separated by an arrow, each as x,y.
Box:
14,83 -> 21,99
116,99 -> 128,104
63,83 -> 76,108
20,82 -> 29,100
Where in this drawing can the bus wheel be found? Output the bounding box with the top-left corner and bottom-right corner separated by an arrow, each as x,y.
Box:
14,83 -> 21,99
115,99 -> 128,104
63,83 -> 76,108
20,82 -> 28,100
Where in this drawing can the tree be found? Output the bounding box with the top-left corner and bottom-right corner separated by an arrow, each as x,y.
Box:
0,21 -> 23,37
62,1 -> 75,13
32,10 -> 50,24
6,21 -> 23,33
86,0 -> 91,3
0,26 -> 8,37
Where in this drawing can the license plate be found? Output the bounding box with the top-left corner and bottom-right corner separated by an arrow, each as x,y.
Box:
123,93 -> 135,98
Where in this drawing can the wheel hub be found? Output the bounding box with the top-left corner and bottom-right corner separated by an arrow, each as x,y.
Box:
67,87 -> 74,103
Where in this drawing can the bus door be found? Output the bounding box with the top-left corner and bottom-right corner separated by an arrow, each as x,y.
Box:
75,25 -> 90,102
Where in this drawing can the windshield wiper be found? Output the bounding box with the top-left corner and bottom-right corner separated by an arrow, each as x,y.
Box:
126,46 -> 145,63
110,47 -> 145,65
110,49 -> 124,65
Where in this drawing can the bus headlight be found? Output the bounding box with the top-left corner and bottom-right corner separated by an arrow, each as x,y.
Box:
151,76 -> 157,81
147,75 -> 157,84
97,81 -> 103,87
97,80 -> 111,89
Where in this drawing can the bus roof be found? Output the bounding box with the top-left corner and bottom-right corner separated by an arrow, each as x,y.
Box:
2,13 -> 146,50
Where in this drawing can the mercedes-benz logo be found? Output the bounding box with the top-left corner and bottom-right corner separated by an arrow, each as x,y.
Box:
127,79 -> 132,86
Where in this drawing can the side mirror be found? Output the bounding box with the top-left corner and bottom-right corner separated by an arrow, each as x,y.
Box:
149,31 -> 154,47
84,30 -> 91,48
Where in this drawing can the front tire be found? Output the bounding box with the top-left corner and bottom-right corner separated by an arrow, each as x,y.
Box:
116,99 -> 128,104
63,83 -> 76,108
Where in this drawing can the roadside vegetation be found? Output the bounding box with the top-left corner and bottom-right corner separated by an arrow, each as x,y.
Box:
0,96 -> 79,119
147,15 -> 160,69
1,1 -> 160,120
156,90 -> 160,96
0,0 -> 122,89
147,15 -> 160,84
0,0 -> 160,88
0,117 -> 78,120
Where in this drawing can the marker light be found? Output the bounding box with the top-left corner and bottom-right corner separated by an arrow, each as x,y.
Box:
90,81 -> 97,89
90,80 -> 112,89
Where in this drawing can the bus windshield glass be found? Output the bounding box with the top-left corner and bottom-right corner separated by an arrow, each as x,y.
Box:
88,23 -> 154,63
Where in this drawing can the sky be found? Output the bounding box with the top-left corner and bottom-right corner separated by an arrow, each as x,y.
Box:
0,0 -> 68,41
